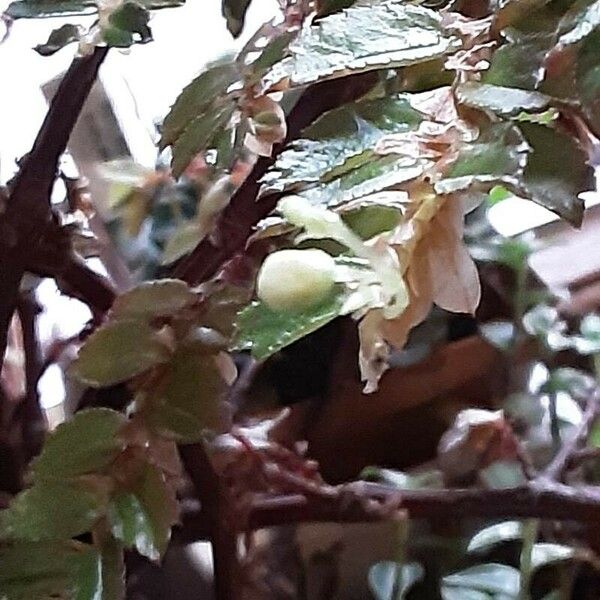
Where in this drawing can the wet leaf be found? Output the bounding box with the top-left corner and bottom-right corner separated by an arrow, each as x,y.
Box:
31,409 -> 126,480
111,279 -> 196,320
70,320 -> 172,387
456,82 -> 552,117
160,61 -> 239,149
260,93 -> 424,197
518,123 -> 593,226
108,463 -> 178,561
233,291 -> 345,360
281,2 -> 458,86
437,123 -> 528,195
171,102 -> 236,177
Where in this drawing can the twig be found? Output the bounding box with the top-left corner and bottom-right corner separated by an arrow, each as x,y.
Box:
0,47 -> 109,369
179,443 -> 241,600
173,71 -> 378,285
16,293 -> 45,460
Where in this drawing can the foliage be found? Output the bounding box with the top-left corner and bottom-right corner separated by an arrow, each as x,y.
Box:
1,0 -> 599,599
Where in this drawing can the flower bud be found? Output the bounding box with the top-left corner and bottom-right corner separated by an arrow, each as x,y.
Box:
257,249 -> 336,313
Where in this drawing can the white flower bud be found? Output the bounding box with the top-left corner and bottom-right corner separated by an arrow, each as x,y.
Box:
257,249 -> 336,313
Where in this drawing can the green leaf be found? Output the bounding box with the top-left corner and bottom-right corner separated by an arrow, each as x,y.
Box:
260,93 -> 424,196
108,463 -> 178,561
70,320 -> 172,387
31,409 -> 126,481
479,460 -> 527,489
171,102 -> 236,177
97,536 -> 125,600
531,543 -> 575,570
437,123 -> 529,194
522,305 -> 572,351
160,62 -> 239,150
233,290 -> 345,360
456,82 -> 553,117
5,0 -> 184,18
558,0 -> 600,46
103,1 -> 152,48
480,321 -> 516,352
111,279 -> 196,320
468,521 -> 523,553
0,540 -> 101,600
341,204 -> 402,239
577,29 -> 600,134
34,23 -> 81,56
143,348 -> 225,442
518,122 -> 594,226
222,0 -> 251,37
0,480 -> 107,541
574,313 -> 600,354
283,2 -> 458,86
441,588 -> 489,600
368,561 -> 424,600
442,564 -> 520,597
541,367 -> 595,397
483,34 -> 550,90
298,153 -> 429,209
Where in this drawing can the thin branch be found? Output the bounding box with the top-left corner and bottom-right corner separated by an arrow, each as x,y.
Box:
16,293 -> 45,460
0,47 -> 109,370
179,443 -> 241,600
56,255 -> 117,316
174,71 -> 378,285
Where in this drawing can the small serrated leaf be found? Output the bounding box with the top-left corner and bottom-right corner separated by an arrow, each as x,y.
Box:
456,82 -> 552,117
283,2 -> 458,86
142,348 -> 226,441
0,541 -> 100,600
160,63 -> 239,149
0,481 -> 107,541
233,291 -> 345,360
260,93 -> 424,197
108,463 -> 178,561
171,102 -> 236,177
70,320 -> 172,387
31,409 -> 126,481
111,279 -> 196,320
